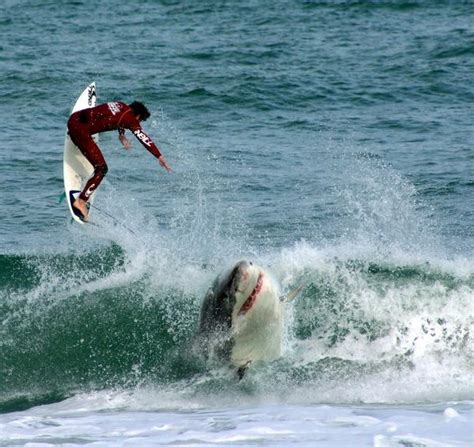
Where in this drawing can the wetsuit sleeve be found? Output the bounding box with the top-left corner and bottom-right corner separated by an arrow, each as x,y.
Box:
132,127 -> 162,159
120,110 -> 163,159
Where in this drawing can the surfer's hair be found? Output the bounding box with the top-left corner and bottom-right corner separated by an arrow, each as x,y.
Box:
129,101 -> 151,121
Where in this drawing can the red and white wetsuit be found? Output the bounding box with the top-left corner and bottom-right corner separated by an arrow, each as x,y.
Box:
67,101 -> 162,201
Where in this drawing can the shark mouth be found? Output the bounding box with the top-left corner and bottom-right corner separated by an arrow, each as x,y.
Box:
238,273 -> 264,316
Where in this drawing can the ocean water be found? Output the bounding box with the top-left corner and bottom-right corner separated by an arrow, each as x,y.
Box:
1,1 -> 473,446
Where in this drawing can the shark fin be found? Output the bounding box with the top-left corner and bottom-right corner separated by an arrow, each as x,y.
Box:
237,360 -> 252,380
280,284 -> 304,303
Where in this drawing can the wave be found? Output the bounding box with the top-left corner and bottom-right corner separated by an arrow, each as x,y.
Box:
1,242 -> 472,413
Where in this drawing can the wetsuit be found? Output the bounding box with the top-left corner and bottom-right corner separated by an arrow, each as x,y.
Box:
67,101 -> 162,201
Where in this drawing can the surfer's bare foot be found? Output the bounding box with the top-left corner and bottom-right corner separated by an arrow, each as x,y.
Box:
73,198 -> 89,221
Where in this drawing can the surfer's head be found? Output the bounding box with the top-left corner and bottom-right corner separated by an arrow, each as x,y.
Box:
129,101 -> 151,122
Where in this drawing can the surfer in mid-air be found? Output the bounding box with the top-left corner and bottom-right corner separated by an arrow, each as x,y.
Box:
67,100 -> 172,221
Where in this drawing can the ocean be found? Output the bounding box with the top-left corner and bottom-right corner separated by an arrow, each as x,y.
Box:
0,1 -> 473,445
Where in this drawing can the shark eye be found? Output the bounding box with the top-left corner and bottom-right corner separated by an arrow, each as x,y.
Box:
249,262 -> 253,266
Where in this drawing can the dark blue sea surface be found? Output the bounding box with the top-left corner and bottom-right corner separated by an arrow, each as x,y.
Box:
0,1 -> 473,445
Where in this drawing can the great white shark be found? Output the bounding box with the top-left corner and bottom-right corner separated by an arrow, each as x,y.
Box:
197,260 -> 299,378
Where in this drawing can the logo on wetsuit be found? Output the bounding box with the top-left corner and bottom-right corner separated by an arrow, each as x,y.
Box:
84,183 -> 96,199
107,102 -> 122,115
133,129 -> 153,147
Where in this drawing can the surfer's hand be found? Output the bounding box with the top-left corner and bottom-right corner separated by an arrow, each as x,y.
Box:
159,155 -> 173,173
119,134 -> 132,150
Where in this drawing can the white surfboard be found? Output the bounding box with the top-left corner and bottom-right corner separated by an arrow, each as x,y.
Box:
63,82 -> 98,224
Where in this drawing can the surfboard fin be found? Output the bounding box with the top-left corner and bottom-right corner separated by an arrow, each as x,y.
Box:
58,192 -> 66,203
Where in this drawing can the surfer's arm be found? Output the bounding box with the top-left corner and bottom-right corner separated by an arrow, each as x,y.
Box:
132,128 -> 173,172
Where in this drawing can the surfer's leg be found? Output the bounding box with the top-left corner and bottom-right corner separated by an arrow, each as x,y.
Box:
70,133 -> 108,219
78,152 -> 108,201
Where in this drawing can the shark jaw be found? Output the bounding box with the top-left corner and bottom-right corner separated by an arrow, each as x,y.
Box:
238,272 -> 264,316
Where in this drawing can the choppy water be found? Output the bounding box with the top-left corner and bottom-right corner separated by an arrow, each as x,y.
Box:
1,1 -> 473,446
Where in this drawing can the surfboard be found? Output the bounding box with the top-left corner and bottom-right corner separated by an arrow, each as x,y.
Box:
63,82 -> 97,224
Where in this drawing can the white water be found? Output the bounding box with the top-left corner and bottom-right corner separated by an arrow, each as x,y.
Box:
1,392 -> 472,446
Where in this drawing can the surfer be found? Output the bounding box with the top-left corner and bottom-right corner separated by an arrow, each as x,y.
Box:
67,101 -> 172,220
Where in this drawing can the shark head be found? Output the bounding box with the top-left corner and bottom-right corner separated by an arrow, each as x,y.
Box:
198,261 -> 284,371
226,260 -> 265,317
